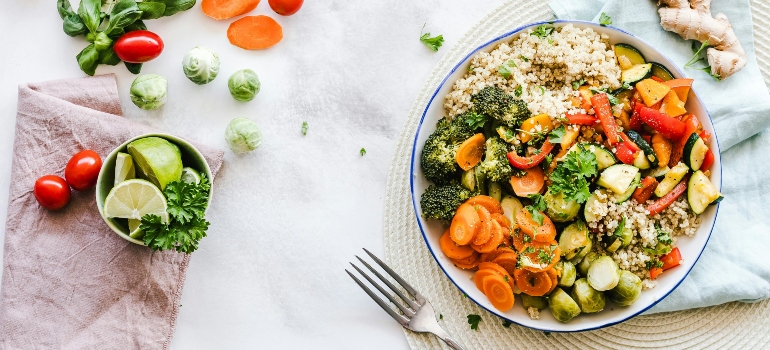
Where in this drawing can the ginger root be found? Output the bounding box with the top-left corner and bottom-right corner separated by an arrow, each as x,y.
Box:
658,0 -> 746,79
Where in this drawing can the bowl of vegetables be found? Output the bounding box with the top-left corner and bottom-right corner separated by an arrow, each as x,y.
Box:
95,134 -> 214,253
410,20 -> 721,332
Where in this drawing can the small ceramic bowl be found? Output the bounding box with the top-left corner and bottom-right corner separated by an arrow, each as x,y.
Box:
95,133 -> 214,245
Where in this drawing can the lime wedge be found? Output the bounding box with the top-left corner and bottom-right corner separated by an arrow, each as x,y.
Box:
103,179 -> 168,223
127,137 -> 183,190
180,167 -> 201,184
128,219 -> 143,239
114,152 -> 136,186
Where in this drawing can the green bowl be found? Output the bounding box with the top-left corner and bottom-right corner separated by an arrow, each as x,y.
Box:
95,133 -> 214,246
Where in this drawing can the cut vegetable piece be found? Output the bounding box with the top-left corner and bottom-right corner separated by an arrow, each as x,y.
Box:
683,133 -> 709,170
202,0 -> 261,20
587,256 -> 620,291
654,162 -> 689,197
651,133 -> 672,168
646,165 -> 670,179
632,176 -> 659,204
621,63 -> 653,85
520,294 -> 548,310
567,143 -> 617,170
516,209 -> 557,243
452,252 -> 480,269
440,229 -> 475,260
576,251 -> 600,276
648,174 -> 689,216
103,179 -> 169,222
571,278 -> 606,313
514,268 -> 552,297
481,247 -> 516,263
519,241 -> 560,272
500,196 -> 523,227
472,206 -> 493,246
548,288 -> 581,322
650,62 -> 675,81
519,114 -> 553,143
483,274 -> 515,311
558,221 -> 589,260
544,189 -> 580,223
627,130 -> 658,165
583,192 -> 601,223
614,43 -> 646,65
465,195 -> 503,214
663,78 -> 693,103
227,16 -> 284,50
114,152 -> 136,186
614,172 -> 641,203
461,168 -> 477,191
456,133 -> 486,171
450,203 -> 480,245
509,166 -> 544,197
662,90 -> 687,117
487,182 -> 502,202
592,93 -> 622,145
597,164 -> 639,194
688,170 -> 722,214
638,106 -> 686,141
492,252 -> 519,276
476,262 -> 514,290
635,79 -> 671,107
471,219 -> 505,253
556,260 -> 577,287
578,86 -> 594,111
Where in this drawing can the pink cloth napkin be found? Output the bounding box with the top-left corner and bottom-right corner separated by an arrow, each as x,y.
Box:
0,75 -> 223,349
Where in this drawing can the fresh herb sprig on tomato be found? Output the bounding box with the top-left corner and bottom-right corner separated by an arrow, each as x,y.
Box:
548,145 -> 598,204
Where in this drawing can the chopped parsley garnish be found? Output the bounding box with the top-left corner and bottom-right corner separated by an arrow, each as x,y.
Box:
613,215 -> 626,238
599,12 -> 612,26
646,259 -> 664,269
548,124 -> 567,143
548,145 -> 598,204
656,224 -> 673,245
360,148 -> 367,156
525,193 -> 547,225
498,64 -> 512,79
520,55 -> 529,62
440,314 -> 443,320
504,275 -> 510,282
468,65 -> 475,73
537,249 -> 553,264
465,112 -> 488,129
572,79 -> 586,90
301,121 -> 308,135
502,320 -> 512,328
531,24 -> 554,39
419,24 -> 444,52
523,234 -> 532,243
514,85 -> 523,97
590,87 -> 619,105
467,314 -> 482,330
539,86 -> 546,95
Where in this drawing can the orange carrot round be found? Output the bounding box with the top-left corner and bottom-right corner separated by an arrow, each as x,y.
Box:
455,133 -> 486,171
480,247 -> 516,263
492,252 -> 519,276
452,252 -> 480,270
471,219 -> 504,253
515,208 -> 556,242
491,213 -> 510,228
477,262 -> 514,289
450,203 -> 480,245
518,241 -> 560,272
439,229 -> 474,260
511,227 -> 527,252
202,0 -> 261,20
546,268 -> 559,294
514,268 -> 552,297
510,166 -> 545,197
465,195 -> 503,214
227,15 -> 284,50
483,274 -> 515,311
472,206 -> 493,246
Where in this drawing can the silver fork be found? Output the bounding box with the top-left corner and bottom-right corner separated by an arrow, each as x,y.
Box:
346,248 -> 465,350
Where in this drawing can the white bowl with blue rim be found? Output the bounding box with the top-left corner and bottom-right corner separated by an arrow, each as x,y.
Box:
409,20 -> 721,332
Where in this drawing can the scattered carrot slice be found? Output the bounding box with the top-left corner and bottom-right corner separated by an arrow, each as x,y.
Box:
515,208 -> 556,243
511,227 -> 528,252
471,219 -> 504,253
518,241 -> 560,272
472,206 -> 493,246
456,133 -> 486,171
509,166 -> 545,197
227,15 -> 284,50
465,195 -> 503,214
480,247 -> 516,263
492,252 -> 519,276
452,252 -> 480,270
514,268 -> 552,297
477,262 -> 515,290
202,0 -> 261,20
483,274 -> 515,311
439,229 -> 475,260
450,203 -> 480,245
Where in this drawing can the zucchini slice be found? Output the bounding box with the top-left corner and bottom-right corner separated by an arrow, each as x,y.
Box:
650,62 -> 675,81
584,192 -> 601,223
614,173 -> 641,203
646,165 -> 670,179
633,150 -> 652,170
654,162 -> 689,197
626,130 -> 658,165
621,63 -> 653,85
683,133 -> 709,170
688,170 -> 722,214
598,164 -> 640,194
567,143 -> 617,170
614,44 -> 646,66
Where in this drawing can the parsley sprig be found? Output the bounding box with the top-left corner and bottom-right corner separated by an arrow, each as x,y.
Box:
531,24 -> 554,39
599,12 -> 612,26
525,193 -> 547,225
420,24 -> 444,52
467,314 -> 482,330
548,145 -> 598,204
465,112 -> 488,129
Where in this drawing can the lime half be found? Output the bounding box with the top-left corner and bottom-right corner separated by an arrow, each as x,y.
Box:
114,152 -> 136,186
104,179 -> 169,223
180,167 -> 201,184
128,219 -> 143,239
127,137 -> 183,190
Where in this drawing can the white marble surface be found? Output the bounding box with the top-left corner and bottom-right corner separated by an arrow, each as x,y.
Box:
0,1 -> 506,348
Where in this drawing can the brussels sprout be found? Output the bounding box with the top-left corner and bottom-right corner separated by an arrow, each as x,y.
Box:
544,189 -> 580,222
182,46 -> 220,85
570,278 -> 606,313
576,251 -> 600,276
569,236 -> 593,266
130,74 -> 167,110
587,256 -> 621,291
520,294 -> 547,310
548,288 -> 581,322
555,260 -> 576,287
225,117 -> 262,153
606,270 -> 642,306
559,221 -> 589,259
500,195 -> 523,226
228,69 -> 261,102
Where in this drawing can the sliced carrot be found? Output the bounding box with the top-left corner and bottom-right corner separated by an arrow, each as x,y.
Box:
546,268 -> 559,294
515,208 -> 556,243
472,206 -> 493,246
474,269 -> 501,292
450,203 -> 480,245
509,166 -> 544,197
452,252 -> 480,270
483,274 -> 515,311
471,220 -> 504,253
514,268 -> 552,297
456,133 -> 486,171
492,252 -> 519,276
227,16 -> 283,50
491,213 -> 510,228
518,241 -> 560,272
439,229 -> 475,260
480,247 -> 517,263
202,0 -> 261,20
478,262 -> 515,290
511,227 -> 528,252
465,196 -> 503,214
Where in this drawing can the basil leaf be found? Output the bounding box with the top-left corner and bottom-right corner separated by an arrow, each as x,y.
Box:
146,0 -> 196,16
125,62 -> 143,74
105,0 -> 142,36
138,2 -> 166,19
77,0 -> 102,34
94,32 -> 113,51
76,44 -> 100,76
99,47 -> 121,65
125,19 -> 147,32
57,0 -> 89,36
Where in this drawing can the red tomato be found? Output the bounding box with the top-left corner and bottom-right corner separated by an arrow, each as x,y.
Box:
34,175 -> 71,210
268,0 -> 303,15
65,150 -> 102,191
113,30 -> 164,63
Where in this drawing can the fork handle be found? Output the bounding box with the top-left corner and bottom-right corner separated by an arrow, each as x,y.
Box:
430,327 -> 465,350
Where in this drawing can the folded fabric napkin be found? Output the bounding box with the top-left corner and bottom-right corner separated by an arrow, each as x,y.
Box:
0,75 -> 223,348
548,0 -> 770,313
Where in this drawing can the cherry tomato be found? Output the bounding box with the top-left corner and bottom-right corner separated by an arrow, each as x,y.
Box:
65,150 -> 102,191
113,30 -> 164,63
34,175 -> 71,210
268,0 -> 303,16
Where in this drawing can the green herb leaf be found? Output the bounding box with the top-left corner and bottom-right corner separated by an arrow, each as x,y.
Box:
93,32 -> 113,51
146,0 -> 197,16
137,1 -> 166,19
467,314 -> 482,330
613,215 -> 626,238
360,148 -> 367,156
465,112 -> 488,130
98,47 -> 122,65
599,12 -> 612,26
531,24 -> 554,39
498,64 -> 512,79
420,24 -> 444,52
548,124 -> 566,143
468,65 -> 474,73
502,320 -> 512,328
547,145 -> 598,204
301,121 -> 309,135
686,40 -> 709,67
572,79 -> 586,90
76,44 -> 100,76
165,178 -> 210,224
105,0 -> 142,36
519,55 -> 529,62
514,85 -> 523,97
655,224 -> 673,245
77,0 -> 102,34
125,62 -> 142,74
539,86 -> 546,95
58,0 -> 89,37
125,19 -> 147,32
525,194 -> 547,225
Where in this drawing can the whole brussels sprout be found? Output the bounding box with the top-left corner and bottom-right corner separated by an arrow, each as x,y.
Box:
225,117 -> 262,153
606,270 -> 643,306
544,189 -> 580,222
228,69 -> 261,102
587,256 -> 621,291
548,288 -> 581,322
130,74 -> 167,110
571,278 -> 606,313
555,260 -> 576,287
182,47 -> 220,85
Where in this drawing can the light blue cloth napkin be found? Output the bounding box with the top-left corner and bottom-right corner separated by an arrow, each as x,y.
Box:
549,0 -> 770,313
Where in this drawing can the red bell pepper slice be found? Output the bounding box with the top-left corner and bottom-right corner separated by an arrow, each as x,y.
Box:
507,141 -> 555,169
669,115 -> 702,167
619,132 -> 641,153
638,106 -> 687,141
629,105 -> 644,131
591,93 -> 622,145
699,130 -> 712,142
650,76 -> 664,83
660,247 -> 682,270
632,176 -> 659,204
700,149 -> 714,171
565,113 -> 599,125
615,141 -> 638,165
649,266 -> 663,280
646,174 -> 690,216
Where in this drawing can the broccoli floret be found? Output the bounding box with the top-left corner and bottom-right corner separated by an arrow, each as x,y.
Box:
420,183 -> 474,220
471,86 -> 531,128
479,136 -> 515,183
420,115 -> 476,184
